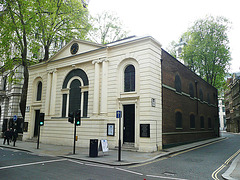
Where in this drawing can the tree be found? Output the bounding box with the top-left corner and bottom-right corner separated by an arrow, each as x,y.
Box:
0,0 -> 90,118
88,11 -> 128,44
166,40 -> 177,58
180,16 -> 231,89
34,0 -> 90,61
0,0 -> 36,118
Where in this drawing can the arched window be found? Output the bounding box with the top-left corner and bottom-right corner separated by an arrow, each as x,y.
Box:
36,82 -> 42,101
213,93 -> 216,105
175,75 -> 182,93
207,93 -> 211,104
62,69 -> 89,118
175,111 -> 182,129
208,118 -> 212,129
199,89 -> 203,102
200,116 -> 205,129
3,76 -> 7,91
69,79 -> 81,114
190,114 -> 195,129
124,65 -> 135,92
189,83 -> 194,98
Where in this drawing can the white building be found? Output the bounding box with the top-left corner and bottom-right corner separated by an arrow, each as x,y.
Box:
23,36 -> 163,152
218,97 -> 226,130
175,39 -> 187,65
0,64 -> 24,133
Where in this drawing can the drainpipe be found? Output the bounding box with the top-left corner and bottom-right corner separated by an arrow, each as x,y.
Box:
158,58 -> 163,150
195,80 -> 198,115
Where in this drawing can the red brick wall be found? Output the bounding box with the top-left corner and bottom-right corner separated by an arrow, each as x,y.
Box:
161,49 -> 219,147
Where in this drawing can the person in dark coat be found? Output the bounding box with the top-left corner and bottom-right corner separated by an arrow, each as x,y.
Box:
3,129 -> 10,145
12,129 -> 18,147
9,128 -> 13,143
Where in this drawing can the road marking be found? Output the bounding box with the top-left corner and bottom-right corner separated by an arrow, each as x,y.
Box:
147,174 -> 188,180
129,157 -> 168,168
129,138 -> 227,168
169,138 -> 227,158
115,167 -> 143,176
85,163 -> 114,169
0,158 -> 66,170
212,149 -> 240,180
67,159 -> 84,165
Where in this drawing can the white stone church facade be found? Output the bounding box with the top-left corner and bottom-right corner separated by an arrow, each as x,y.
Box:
23,36 -> 163,152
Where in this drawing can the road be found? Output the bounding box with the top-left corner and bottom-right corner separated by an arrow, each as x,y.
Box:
0,148 -> 154,180
0,132 -> 239,180
122,132 -> 240,180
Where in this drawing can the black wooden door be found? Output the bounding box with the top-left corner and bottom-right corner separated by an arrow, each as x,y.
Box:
123,104 -> 135,143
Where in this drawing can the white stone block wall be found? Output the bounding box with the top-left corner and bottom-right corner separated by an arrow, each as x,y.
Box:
23,37 -> 163,152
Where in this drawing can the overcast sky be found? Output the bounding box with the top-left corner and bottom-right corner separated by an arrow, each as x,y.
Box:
88,0 -> 240,73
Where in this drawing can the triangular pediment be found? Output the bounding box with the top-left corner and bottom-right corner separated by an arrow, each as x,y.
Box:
48,39 -> 105,62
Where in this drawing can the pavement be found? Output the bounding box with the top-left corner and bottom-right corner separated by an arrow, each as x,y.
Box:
222,148 -> 240,180
0,137 -> 239,179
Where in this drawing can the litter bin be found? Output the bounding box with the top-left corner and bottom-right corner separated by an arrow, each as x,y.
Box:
89,139 -> 98,157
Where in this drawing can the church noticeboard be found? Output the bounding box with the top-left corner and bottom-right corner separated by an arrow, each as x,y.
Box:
107,123 -> 115,136
140,124 -> 150,138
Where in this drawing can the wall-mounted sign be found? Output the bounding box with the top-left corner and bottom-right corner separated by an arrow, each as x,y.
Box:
26,106 -> 30,112
151,98 -> 156,107
13,115 -> 17,121
116,110 -> 122,118
140,124 -> 150,138
107,123 -> 115,136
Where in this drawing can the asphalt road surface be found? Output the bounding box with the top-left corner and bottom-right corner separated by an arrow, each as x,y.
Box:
123,132 -> 240,180
0,132 -> 239,180
0,148 -> 155,180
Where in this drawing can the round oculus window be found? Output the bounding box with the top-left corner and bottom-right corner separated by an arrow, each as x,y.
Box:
70,43 -> 79,54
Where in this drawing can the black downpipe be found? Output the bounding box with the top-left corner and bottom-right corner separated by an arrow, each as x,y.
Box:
195,81 -> 198,115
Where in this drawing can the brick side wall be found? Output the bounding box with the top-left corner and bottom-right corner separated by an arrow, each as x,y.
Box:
161,49 -> 219,147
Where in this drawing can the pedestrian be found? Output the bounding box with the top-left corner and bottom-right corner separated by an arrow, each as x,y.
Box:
3,129 -> 10,145
12,129 -> 18,147
9,128 -> 13,143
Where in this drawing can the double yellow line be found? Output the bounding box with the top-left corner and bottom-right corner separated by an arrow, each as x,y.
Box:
212,149 -> 240,180
169,138 -> 227,158
129,138 -> 226,168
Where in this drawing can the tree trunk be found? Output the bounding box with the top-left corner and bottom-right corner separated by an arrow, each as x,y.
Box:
19,65 -> 29,119
43,45 -> 49,61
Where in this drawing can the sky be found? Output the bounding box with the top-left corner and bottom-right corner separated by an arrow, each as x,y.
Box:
88,0 -> 240,73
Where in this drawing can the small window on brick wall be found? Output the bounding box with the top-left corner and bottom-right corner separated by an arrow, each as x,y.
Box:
175,75 -> 182,93
208,118 -> 212,129
200,116 -> 205,129
189,83 -> 194,98
190,114 -> 195,129
207,93 -> 211,104
199,89 -> 203,102
175,111 -> 182,129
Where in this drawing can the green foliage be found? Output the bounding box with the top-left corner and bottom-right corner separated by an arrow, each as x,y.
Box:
0,0 -> 90,117
0,0 -> 90,69
88,11 -> 128,44
34,0 -> 90,60
181,15 -> 231,89
166,41 -> 177,58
